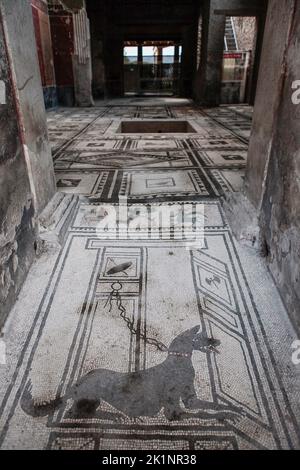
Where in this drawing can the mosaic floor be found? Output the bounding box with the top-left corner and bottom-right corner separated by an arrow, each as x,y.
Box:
1,99 -> 300,450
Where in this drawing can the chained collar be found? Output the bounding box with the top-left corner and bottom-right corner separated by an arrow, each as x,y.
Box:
168,351 -> 192,358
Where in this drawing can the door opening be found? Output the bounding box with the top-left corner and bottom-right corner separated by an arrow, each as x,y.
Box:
123,41 -> 182,96
222,16 -> 258,104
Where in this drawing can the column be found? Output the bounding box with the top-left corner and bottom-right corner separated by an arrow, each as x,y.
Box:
248,12 -> 267,105
180,23 -> 199,97
173,44 -> 180,95
72,6 -> 94,106
194,0 -> 226,106
137,44 -> 143,94
103,30 -> 124,97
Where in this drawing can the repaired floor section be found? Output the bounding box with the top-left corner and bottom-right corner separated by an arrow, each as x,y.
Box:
0,100 -> 300,450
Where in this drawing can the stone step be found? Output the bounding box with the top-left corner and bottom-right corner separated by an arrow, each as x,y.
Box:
38,192 -> 80,248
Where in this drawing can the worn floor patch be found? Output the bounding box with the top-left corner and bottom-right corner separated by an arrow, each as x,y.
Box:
0,101 -> 299,450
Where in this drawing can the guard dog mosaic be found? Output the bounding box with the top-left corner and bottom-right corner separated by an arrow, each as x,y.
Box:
0,103 -> 299,450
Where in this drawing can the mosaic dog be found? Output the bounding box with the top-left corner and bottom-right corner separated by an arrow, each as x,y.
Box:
21,326 -> 243,422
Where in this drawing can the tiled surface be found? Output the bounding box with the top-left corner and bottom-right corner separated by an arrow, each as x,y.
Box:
50,103 -> 248,202
0,100 -> 300,450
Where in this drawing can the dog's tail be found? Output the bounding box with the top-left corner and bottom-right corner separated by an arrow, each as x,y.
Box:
20,380 -> 63,417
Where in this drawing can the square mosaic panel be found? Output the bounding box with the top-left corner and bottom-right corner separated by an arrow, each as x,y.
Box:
197,149 -> 247,168
207,169 -> 245,194
119,170 -> 210,199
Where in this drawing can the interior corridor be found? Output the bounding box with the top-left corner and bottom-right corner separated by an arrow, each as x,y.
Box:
0,98 -> 299,450
1,0 -> 300,454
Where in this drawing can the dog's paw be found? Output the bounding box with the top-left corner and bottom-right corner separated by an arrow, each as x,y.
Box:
230,406 -> 247,419
226,413 -> 243,424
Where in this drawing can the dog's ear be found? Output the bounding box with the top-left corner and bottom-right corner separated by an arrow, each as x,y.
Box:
190,325 -> 201,335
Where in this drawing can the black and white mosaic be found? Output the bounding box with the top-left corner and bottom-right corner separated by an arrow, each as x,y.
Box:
1,101 -> 299,450
50,104 -> 248,201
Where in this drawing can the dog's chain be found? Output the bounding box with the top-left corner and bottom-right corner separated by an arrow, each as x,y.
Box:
120,309 -> 168,352
105,286 -> 168,352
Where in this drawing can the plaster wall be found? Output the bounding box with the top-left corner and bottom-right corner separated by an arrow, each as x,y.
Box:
0,0 -> 56,213
258,0 -> 300,329
31,0 -> 57,108
0,10 -> 36,327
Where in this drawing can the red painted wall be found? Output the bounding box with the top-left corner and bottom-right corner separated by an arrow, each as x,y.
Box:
31,0 -> 56,87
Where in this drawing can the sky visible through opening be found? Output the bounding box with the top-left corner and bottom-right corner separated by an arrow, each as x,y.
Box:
124,45 -> 182,64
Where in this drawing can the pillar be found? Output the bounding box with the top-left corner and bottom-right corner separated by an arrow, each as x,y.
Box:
103,30 -> 124,97
72,6 -> 94,106
181,23 -> 199,98
88,1 -> 105,100
137,44 -> 143,94
173,44 -> 180,95
246,0 -> 300,327
194,0 -> 226,106
248,12 -> 267,105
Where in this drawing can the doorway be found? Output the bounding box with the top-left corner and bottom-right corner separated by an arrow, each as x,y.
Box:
123,41 -> 182,96
221,16 -> 258,104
